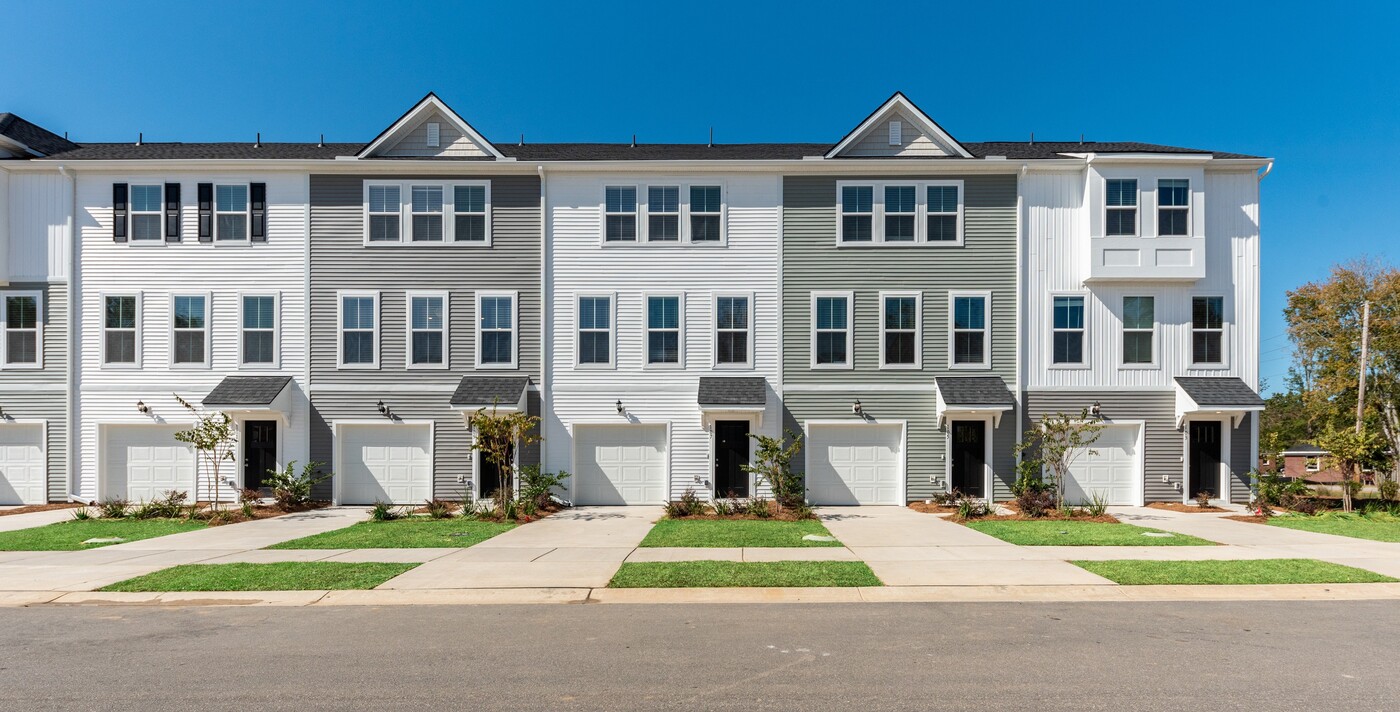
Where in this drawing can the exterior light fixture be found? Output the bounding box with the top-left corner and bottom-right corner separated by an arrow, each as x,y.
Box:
376,400 -> 389,417
136,400 -> 150,414
1090,401 -> 1102,419
852,399 -> 863,416
616,400 -> 625,415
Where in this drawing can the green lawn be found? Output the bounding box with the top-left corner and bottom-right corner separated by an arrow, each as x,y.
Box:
609,560 -> 881,588
268,517 -> 515,549
0,519 -> 207,551
1074,558 -> 1397,585
1267,512 -> 1400,543
965,520 -> 1216,546
639,518 -> 841,548
101,562 -> 418,592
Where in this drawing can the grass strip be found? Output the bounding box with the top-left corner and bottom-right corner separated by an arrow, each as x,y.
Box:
609,560 -> 880,588
101,562 -> 418,592
1073,558 -> 1397,585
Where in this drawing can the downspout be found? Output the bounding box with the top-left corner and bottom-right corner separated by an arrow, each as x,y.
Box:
58,165 -> 81,502
537,165 -> 548,476
1013,163 -> 1028,488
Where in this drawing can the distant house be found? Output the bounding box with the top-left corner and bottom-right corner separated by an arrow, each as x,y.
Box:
1279,442 -> 1370,484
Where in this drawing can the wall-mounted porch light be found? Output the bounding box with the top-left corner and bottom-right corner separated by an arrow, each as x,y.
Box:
616,400 -> 625,415
376,400 -> 390,418
852,399 -> 863,416
136,400 -> 150,414
1090,401 -> 1102,419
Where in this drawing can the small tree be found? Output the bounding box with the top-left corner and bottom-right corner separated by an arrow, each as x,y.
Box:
1014,409 -> 1104,508
466,403 -> 542,517
1318,424 -> 1384,513
172,395 -> 237,510
742,429 -> 805,510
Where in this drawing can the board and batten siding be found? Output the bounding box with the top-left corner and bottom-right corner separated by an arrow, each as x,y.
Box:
0,282 -> 68,500
6,171 -> 72,281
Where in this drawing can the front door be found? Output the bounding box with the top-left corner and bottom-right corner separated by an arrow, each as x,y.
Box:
713,421 -> 750,498
1189,421 -> 1222,499
950,420 -> 986,498
243,420 -> 278,492
479,445 -> 514,502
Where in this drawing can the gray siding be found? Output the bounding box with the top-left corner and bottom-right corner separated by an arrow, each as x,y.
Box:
1230,413 -> 1253,504
1024,390 -> 1181,503
0,282 -> 68,500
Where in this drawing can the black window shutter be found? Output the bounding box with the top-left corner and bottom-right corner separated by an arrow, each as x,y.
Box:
164,183 -> 182,242
112,183 -> 128,242
197,183 -> 213,242
250,183 -> 267,242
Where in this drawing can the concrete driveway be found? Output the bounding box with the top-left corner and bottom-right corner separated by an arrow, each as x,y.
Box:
0,508 -> 81,533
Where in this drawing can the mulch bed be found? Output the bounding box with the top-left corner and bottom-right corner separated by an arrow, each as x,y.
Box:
1225,514 -> 1271,525
411,501 -> 567,524
0,503 -> 83,517
960,512 -> 1120,524
907,502 -> 959,514
201,501 -> 330,526
1146,502 -> 1229,514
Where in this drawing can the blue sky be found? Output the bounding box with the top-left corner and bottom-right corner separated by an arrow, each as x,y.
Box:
9,1 -> 1398,393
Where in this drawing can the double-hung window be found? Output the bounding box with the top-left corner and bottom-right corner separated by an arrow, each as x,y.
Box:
411,185 -> 444,242
646,296 -> 682,366
104,295 -> 139,366
840,186 -> 874,242
1105,179 -> 1138,236
1158,179 -> 1190,236
1192,296 -> 1225,365
1051,295 -> 1085,365
881,293 -> 920,367
884,186 -> 916,242
2,293 -> 41,368
339,293 -> 378,368
409,293 -> 447,367
577,296 -> 613,367
367,185 -> 402,242
951,293 -> 989,368
453,185 -> 488,242
241,295 -> 277,366
364,181 -> 489,244
1122,296 -> 1155,366
927,184 -> 960,242
690,186 -> 722,242
171,295 -> 208,366
215,184 -> 249,241
839,181 -> 963,243
714,295 -> 751,367
648,186 -> 680,242
605,186 -> 638,242
477,292 -> 516,368
130,185 -> 164,242
812,293 -> 852,368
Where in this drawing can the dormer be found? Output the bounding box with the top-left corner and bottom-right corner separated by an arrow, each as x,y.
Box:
357,93 -> 503,159
826,92 -> 972,159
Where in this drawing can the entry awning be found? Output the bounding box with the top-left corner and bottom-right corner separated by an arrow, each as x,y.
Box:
202,376 -> 293,415
1174,376 -> 1264,428
934,376 -> 1015,427
450,375 -> 531,412
698,376 -> 767,427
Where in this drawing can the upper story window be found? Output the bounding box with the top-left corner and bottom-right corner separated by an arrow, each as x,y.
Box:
884,186 -> 916,242
409,293 -> 447,367
648,186 -> 680,242
215,185 -> 249,241
577,295 -> 613,367
477,292 -> 516,369
714,295 -> 752,368
840,186 -> 874,242
104,295 -> 139,366
1122,296 -> 1155,366
690,186 -> 722,242
1051,295 -> 1085,365
927,185 -> 960,242
130,185 -> 164,241
605,186 -> 638,242
339,293 -> 378,368
1105,179 -> 1138,236
839,181 -> 963,244
368,185 -> 402,242
1305,457 -> 1321,473
951,292 -> 989,369
453,185 -> 488,242
241,295 -> 277,367
411,185 -> 445,242
364,181 -> 490,245
881,293 -> 920,368
812,293 -> 852,369
1191,296 -> 1225,366
172,295 -> 208,367
1158,179 -> 1190,236
646,295 -> 682,367
2,293 -> 41,368
607,184 -> 725,244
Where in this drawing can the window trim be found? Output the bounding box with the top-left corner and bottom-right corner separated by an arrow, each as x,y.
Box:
1156,177 -> 1192,237
1190,294 -> 1229,369
214,183 -> 251,244
337,290 -> 380,370
475,290 -> 518,370
409,184 -> 446,243
238,292 -> 280,370
101,292 -> 142,369
405,290 -> 450,371
0,290 -> 43,370
1104,177 -> 1140,237
575,292 -> 616,370
168,293 -> 211,369
128,184 -> 166,244
602,185 -> 639,243
948,290 -> 992,370
836,180 -> 964,246
604,182 -> 728,246
451,183 -> 491,244
1048,292 -> 1087,369
810,291 -> 854,371
712,292 -> 754,370
1305,457 -> 1321,473
645,185 -> 681,243
1120,294 -> 1158,370
361,180 -> 491,246
643,292 -> 685,370
686,184 -> 725,245
878,291 -> 922,370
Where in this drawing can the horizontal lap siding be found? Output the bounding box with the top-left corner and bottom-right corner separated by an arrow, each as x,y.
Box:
1024,390 -> 1180,502
0,283 -> 67,500
1230,413 -> 1252,504
0,391 -> 67,501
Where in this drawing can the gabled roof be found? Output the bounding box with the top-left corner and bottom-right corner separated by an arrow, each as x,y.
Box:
825,92 -> 972,159
934,376 -> 1017,407
1174,377 -> 1266,408
0,113 -> 78,157
697,377 -> 768,407
1281,442 -> 1329,456
202,376 -> 292,407
357,92 -> 502,159
449,375 -> 531,408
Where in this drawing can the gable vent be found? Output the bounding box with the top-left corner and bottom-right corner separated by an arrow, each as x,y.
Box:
426,122 -> 440,148
888,120 -> 902,146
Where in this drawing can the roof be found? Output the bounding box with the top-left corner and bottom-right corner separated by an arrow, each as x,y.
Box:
697,377 -> 768,407
934,376 -> 1016,407
1174,377 -> 1265,408
0,113 -> 78,156
202,376 -> 292,407
449,376 -> 531,408
34,142 -> 363,161
1282,442 -> 1329,456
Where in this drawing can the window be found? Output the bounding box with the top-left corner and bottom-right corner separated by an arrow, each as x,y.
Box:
409,293 -> 447,367
1052,295 -> 1085,365
1305,457 -> 1321,473
577,296 -> 613,366
927,184 -> 960,242
1158,179 -> 1190,236
884,186 -> 916,242
840,186 -> 873,242
339,293 -> 377,367
411,185 -> 444,242
215,184 -> 249,241
690,186 -> 722,242
648,186 -> 679,241
1105,179 -> 1137,236
453,185 -> 487,242
172,295 -> 208,366
477,292 -> 516,368
104,295 -> 139,365
1192,296 -> 1225,365
812,293 -> 852,368
605,186 -> 637,242
241,295 -> 276,366
881,293 -> 920,367
951,293 -> 989,368
367,185 -> 401,242
130,185 -> 163,242
1122,296 -> 1155,366
646,295 -> 681,366
715,295 -> 751,367
2,293 -> 40,367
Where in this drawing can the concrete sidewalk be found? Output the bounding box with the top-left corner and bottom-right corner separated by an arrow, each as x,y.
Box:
0,508 -> 80,533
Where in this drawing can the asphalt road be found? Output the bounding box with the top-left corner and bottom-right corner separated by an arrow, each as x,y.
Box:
1,600 -> 1395,711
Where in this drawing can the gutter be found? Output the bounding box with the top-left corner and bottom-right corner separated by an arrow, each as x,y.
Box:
58,165 -> 82,502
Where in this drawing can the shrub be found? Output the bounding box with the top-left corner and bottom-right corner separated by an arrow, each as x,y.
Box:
931,490 -> 961,506
132,490 -> 190,520
1253,470 -> 1308,507
518,465 -> 571,510
99,498 -> 130,519
370,501 -> 403,522
742,430 -> 805,510
747,497 -> 773,518
1085,491 -> 1110,518
264,461 -> 332,509
1014,488 -> 1056,518
424,498 -> 459,519
665,489 -> 705,518
1380,479 -> 1399,502
71,507 -> 91,521
711,498 -> 734,517
519,499 -> 538,519
238,489 -> 261,518
1195,491 -> 1214,509
955,496 -> 993,519
788,503 -> 816,520
501,498 -> 519,521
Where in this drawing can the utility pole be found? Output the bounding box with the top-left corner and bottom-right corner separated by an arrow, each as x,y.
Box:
1357,300 -> 1371,433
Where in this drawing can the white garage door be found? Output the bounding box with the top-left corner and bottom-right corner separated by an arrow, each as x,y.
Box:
574,425 -> 667,505
339,424 -> 432,505
0,423 -> 46,505
1064,424 -> 1141,506
806,424 -> 903,505
105,425 -> 196,502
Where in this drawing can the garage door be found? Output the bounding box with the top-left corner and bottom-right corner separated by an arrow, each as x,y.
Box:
1064,424 -> 1141,506
339,424 -> 432,505
805,423 -> 903,505
105,425 -> 196,502
0,423 -> 46,505
573,425 -> 667,505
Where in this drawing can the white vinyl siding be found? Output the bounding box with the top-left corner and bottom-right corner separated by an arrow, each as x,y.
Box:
838,180 -> 963,245
363,181 -> 490,245
339,292 -> 379,369
240,294 -> 278,368
1,292 -> 42,369
476,291 -> 517,369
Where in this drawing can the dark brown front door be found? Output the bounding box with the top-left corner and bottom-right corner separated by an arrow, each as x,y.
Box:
243,420 -> 278,491
950,421 -> 985,497
1189,421 -> 1222,499
713,421 -> 750,498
